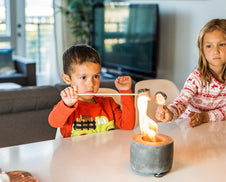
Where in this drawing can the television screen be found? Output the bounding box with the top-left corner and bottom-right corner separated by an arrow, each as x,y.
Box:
91,3 -> 159,80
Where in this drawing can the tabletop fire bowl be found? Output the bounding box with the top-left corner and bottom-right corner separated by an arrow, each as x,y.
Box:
130,133 -> 174,177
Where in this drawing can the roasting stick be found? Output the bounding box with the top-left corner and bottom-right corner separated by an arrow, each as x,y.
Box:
76,93 -> 138,96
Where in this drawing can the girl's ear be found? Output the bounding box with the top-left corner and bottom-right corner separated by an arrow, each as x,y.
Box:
61,73 -> 71,85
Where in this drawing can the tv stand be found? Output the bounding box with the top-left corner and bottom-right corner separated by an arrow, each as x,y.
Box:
101,72 -> 117,79
101,68 -> 155,82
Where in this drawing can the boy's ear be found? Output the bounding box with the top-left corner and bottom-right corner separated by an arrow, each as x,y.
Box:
61,73 -> 71,85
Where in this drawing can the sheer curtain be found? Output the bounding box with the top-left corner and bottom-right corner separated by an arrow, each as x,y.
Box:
48,0 -> 73,85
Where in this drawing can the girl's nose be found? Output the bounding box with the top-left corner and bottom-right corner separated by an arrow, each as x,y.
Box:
213,45 -> 220,53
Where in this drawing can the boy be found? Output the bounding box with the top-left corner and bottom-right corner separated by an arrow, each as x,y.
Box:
48,44 -> 135,137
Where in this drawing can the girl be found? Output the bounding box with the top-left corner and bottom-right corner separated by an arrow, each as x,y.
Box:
155,19 -> 226,127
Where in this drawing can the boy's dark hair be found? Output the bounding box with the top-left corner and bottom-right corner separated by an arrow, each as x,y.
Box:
63,44 -> 101,76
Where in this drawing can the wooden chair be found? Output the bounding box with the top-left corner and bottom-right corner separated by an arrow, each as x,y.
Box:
135,79 -> 180,126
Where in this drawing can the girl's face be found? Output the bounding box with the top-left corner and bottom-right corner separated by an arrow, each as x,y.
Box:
64,62 -> 101,103
203,29 -> 226,70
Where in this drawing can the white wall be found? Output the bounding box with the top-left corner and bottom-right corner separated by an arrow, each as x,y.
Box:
126,0 -> 226,89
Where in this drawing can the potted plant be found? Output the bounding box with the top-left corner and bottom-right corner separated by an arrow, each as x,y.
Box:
58,0 -> 101,45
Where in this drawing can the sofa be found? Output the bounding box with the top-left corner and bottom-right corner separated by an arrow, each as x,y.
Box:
0,80 -> 135,148
0,56 -> 36,86
0,48 -> 36,86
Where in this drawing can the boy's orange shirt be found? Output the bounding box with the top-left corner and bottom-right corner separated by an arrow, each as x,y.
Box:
48,89 -> 135,137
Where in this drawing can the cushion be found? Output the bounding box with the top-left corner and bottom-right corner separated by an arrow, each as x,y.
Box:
0,48 -> 15,75
0,66 -> 16,75
0,82 -> 21,90
0,48 -> 14,67
0,86 -> 61,114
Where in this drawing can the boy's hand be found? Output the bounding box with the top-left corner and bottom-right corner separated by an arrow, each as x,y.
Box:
155,105 -> 173,122
60,86 -> 78,107
114,76 -> 132,91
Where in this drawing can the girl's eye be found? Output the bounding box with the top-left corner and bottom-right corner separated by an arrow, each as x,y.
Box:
205,44 -> 211,48
219,43 -> 226,47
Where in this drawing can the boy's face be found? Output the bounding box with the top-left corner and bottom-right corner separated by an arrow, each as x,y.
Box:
62,62 -> 101,102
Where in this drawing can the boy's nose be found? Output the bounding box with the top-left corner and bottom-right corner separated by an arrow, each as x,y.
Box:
87,78 -> 94,87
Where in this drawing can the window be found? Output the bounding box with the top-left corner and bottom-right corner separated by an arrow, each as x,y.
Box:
0,0 -> 10,48
0,0 -> 57,85
25,0 -> 54,74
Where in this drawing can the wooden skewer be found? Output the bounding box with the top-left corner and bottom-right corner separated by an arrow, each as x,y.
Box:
76,93 -> 138,96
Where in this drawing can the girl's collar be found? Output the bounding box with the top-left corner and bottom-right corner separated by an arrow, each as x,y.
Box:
209,70 -> 225,84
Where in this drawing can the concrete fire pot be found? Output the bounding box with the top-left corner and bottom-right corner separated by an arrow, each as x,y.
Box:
130,133 -> 174,177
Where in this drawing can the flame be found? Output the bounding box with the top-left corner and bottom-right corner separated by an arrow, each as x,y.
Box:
137,94 -> 158,142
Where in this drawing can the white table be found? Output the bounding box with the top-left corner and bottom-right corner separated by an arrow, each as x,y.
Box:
1,119 -> 226,182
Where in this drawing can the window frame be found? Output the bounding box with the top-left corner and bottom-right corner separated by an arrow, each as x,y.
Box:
0,0 -> 24,55
0,0 -> 10,38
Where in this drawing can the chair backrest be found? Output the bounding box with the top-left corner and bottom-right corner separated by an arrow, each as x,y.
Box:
135,79 -> 180,126
98,88 -> 121,108
55,88 -> 121,139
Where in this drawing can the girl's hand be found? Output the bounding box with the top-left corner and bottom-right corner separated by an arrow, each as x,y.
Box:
114,76 -> 132,91
60,86 -> 78,107
188,112 -> 209,127
155,105 -> 173,122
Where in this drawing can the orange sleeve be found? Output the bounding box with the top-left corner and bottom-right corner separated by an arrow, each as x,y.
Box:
48,100 -> 77,128
114,89 -> 135,130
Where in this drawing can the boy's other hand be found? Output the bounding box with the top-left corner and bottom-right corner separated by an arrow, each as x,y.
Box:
60,86 -> 78,107
114,76 -> 132,91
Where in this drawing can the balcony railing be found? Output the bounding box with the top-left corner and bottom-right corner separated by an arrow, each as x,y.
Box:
26,16 -> 54,73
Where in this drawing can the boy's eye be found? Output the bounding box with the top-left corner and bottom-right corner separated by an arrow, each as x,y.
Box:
80,76 -> 86,80
94,74 -> 100,79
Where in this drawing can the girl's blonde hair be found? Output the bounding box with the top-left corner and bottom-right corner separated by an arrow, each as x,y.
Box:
197,18 -> 226,83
